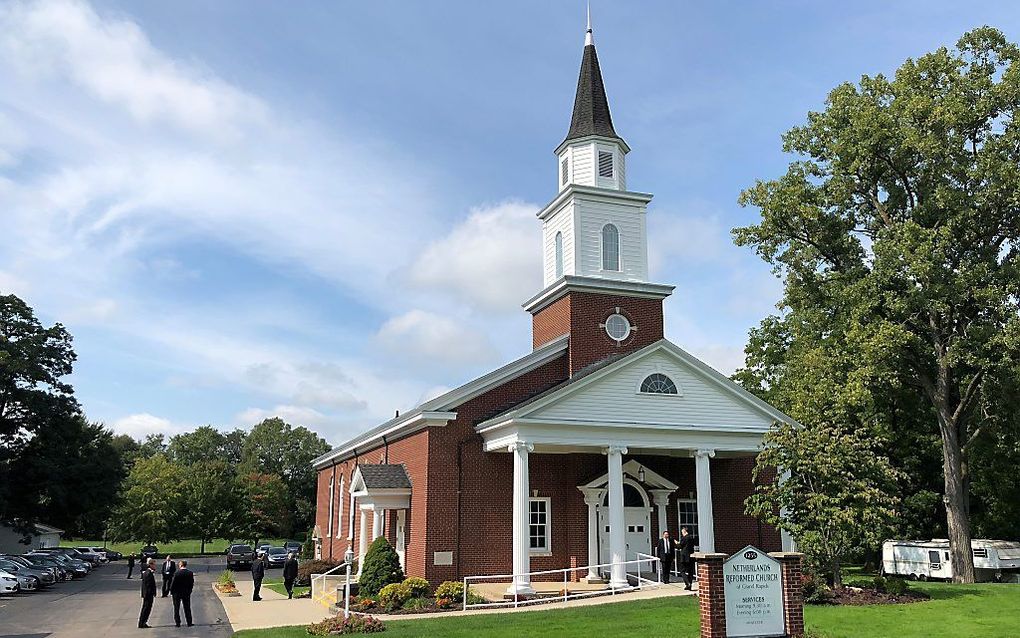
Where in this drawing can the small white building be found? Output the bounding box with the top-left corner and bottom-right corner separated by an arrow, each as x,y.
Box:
0,522 -> 64,554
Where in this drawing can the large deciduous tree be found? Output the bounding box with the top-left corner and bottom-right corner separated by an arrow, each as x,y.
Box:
108,455 -> 186,546
182,460 -> 239,553
735,28 -> 1020,582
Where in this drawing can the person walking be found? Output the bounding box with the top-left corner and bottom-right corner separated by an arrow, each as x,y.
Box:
127,553 -> 135,579
282,552 -> 299,599
138,558 -> 157,629
678,526 -> 696,590
161,555 -> 177,598
656,530 -> 677,584
251,551 -> 265,601
169,559 -> 195,628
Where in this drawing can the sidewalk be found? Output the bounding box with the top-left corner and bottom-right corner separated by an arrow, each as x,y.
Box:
216,576 -> 697,631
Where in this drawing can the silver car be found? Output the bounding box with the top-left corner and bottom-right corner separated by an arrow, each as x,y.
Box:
0,558 -> 53,587
0,570 -> 18,594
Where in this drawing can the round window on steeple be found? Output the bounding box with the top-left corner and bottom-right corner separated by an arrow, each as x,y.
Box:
605,313 -> 631,342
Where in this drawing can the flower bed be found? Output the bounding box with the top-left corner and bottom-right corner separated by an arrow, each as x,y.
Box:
344,579 -> 488,615
215,569 -> 241,597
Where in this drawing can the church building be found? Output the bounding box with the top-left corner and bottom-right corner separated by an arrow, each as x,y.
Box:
312,17 -> 794,593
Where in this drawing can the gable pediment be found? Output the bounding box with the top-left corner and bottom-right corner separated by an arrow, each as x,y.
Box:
507,341 -> 788,431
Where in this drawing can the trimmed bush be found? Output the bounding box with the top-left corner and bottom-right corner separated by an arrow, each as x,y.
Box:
402,577 -> 431,599
358,537 -> 404,597
301,531 -> 315,560
434,580 -> 463,601
378,582 -> 411,611
306,614 -> 385,635
403,596 -> 432,611
296,559 -> 343,587
885,576 -> 908,595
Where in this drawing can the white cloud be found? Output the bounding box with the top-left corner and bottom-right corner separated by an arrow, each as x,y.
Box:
406,201 -> 542,313
687,345 -> 747,377
647,202 -> 740,277
110,412 -> 186,438
375,309 -> 499,368
235,405 -> 333,429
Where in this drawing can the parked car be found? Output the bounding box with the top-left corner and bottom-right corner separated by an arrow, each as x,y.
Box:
283,540 -> 303,554
226,544 -> 255,570
0,558 -> 54,588
76,547 -> 110,563
1,555 -> 60,583
140,546 -> 159,560
28,552 -> 88,577
18,555 -> 68,581
265,546 -> 288,567
0,569 -> 19,594
257,543 -> 272,554
98,547 -> 123,561
38,548 -> 95,569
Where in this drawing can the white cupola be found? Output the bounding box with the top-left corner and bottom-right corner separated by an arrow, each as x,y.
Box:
536,11 -> 650,289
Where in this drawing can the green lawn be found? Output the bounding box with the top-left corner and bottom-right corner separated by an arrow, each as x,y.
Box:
262,576 -> 310,598
233,581 -> 1020,638
62,538 -> 287,557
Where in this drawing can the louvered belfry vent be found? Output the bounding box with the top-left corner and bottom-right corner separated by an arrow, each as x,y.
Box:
598,151 -> 613,178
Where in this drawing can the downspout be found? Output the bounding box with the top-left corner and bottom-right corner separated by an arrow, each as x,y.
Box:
455,436 -> 474,579
329,462 -> 338,560
383,435 -> 389,464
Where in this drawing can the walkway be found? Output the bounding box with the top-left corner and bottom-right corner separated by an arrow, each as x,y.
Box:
216,573 -> 697,631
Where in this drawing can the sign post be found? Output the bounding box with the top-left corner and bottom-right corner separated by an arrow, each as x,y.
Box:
694,547 -> 805,638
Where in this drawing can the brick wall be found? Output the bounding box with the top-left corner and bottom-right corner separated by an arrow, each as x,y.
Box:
711,457 -> 781,555
530,290 -> 665,374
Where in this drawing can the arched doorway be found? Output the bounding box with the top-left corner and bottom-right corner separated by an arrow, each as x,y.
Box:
598,479 -> 651,569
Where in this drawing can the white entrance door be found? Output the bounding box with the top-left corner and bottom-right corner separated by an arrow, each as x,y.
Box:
599,508 -> 652,572
395,510 -> 406,570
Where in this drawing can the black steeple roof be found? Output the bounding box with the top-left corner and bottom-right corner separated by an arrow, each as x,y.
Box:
563,40 -> 623,145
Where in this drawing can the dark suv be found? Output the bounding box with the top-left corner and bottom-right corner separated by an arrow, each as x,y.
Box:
226,544 -> 254,569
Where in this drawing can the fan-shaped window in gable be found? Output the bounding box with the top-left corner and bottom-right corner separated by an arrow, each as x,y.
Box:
640,373 -> 678,395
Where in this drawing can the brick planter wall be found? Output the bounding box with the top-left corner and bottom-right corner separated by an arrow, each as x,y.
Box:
694,552 -> 727,638
770,552 -> 806,637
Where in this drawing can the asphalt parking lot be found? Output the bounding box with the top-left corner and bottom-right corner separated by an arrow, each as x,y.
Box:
0,556 -> 233,638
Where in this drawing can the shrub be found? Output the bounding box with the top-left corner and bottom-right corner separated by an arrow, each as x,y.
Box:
351,596 -> 377,612
296,559 -> 344,586
885,576 -> 908,595
801,572 -> 832,604
306,614 -> 386,635
358,537 -> 404,597
218,570 -> 235,587
401,577 -> 431,599
434,580 -> 463,601
301,531 -> 315,560
403,596 -> 432,611
872,575 -> 887,592
378,582 -> 411,611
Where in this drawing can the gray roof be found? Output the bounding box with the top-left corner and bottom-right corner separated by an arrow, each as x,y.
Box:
563,43 -> 623,145
358,464 -> 411,489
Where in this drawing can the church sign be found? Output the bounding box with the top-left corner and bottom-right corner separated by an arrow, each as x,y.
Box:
722,546 -> 786,637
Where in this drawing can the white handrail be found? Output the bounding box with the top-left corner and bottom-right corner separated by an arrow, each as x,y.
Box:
463,556 -> 661,610
310,561 -> 351,607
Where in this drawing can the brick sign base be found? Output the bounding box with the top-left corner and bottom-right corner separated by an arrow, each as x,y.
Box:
694,551 -> 805,638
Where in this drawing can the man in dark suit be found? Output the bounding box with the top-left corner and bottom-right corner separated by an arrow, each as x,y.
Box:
161,555 -> 177,597
678,526 -> 696,590
138,558 -> 157,629
169,559 -> 195,628
656,530 -> 677,584
282,552 -> 299,599
127,553 -> 135,579
251,552 -> 266,601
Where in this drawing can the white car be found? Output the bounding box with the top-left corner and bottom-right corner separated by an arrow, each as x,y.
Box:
0,569 -> 20,594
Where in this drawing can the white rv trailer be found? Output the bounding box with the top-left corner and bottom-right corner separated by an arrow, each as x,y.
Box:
882,539 -> 1020,582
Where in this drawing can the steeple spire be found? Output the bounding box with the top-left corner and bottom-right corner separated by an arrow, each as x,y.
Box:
562,5 -> 623,146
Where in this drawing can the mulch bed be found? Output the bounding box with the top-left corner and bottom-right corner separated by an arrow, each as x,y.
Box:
825,588 -> 930,606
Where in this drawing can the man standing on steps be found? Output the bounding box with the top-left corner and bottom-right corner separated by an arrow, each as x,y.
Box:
161,555 -> 177,598
282,552 -> 299,599
138,558 -> 157,629
656,530 -> 677,584
678,526 -> 696,591
169,559 -> 195,628
251,551 -> 265,601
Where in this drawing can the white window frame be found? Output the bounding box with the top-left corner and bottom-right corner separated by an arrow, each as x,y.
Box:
528,497 -> 552,556
601,223 -> 620,271
327,475 -> 335,538
554,231 -> 564,279
347,485 -> 356,540
635,365 -> 682,397
677,498 -> 700,550
336,475 -> 345,537
604,313 -> 631,342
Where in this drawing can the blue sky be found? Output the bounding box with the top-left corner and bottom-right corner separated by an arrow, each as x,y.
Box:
2,0 -> 1018,443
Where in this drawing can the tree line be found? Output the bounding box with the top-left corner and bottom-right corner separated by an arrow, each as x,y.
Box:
0,293 -> 329,548
738,27 -> 1020,585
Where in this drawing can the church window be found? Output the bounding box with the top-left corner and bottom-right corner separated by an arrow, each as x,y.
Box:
529,497 -> 551,553
561,157 -> 570,185
602,483 -> 646,507
554,232 -> 564,279
640,373 -> 678,395
601,223 -> 620,271
678,499 -> 699,545
336,476 -> 345,537
598,150 -> 614,178
605,313 -> 631,341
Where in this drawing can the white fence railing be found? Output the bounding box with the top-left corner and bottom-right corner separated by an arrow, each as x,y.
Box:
310,562 -> 351,608
463,556 -> 660,610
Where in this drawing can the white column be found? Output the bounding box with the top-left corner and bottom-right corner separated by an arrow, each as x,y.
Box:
372,509 -> 384,540
695,449 -> 716,553
779,469 -> 797,552
507,441 -> 535,595
651,490 -> 672,537
357,507 -> 369,574
606,445 -> 628,589
580,488 -> 602,581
